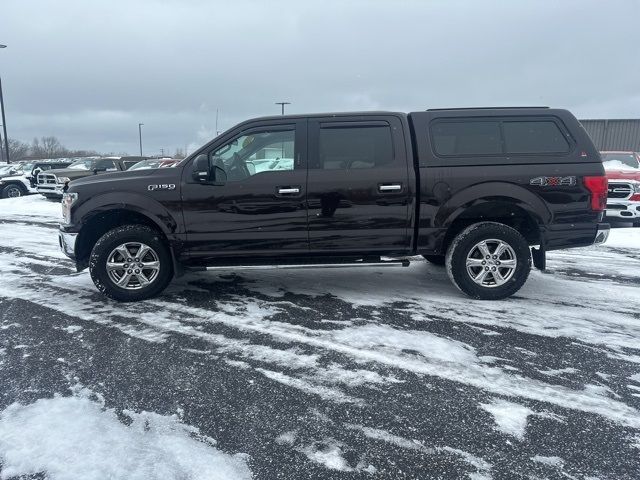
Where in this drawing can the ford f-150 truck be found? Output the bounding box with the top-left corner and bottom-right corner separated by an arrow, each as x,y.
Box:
58,108 -> 609,301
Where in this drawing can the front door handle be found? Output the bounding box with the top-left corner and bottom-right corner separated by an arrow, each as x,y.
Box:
277,186 -> 301,195
378,183 -> 402,192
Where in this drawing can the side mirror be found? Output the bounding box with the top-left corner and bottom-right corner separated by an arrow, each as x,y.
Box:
192,154 -> 210,182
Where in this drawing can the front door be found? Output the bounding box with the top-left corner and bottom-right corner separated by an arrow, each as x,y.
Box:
181,120 -> 308,260
306,115 -> 412,255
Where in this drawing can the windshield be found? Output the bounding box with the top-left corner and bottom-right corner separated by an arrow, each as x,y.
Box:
602,153 -> 640,170
128,159 -> 176,171
68,160 -> 94,170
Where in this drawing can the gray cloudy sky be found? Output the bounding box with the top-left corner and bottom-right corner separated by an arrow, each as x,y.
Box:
1,0 -> 639,155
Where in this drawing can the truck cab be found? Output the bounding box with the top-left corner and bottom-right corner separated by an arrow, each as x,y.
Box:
59,108 -> 608,301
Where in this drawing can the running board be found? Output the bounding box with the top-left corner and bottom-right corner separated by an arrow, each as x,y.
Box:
202,259 -> 410,271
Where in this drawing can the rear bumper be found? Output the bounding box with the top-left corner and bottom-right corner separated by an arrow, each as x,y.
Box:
58,230 -> 78,259
606,200 -> 640,220
543,222 -> 610,251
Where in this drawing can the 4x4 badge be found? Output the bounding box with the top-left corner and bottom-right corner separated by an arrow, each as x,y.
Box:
530,176 -> 576,187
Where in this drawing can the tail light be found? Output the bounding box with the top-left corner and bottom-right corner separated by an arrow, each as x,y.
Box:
583,176 -> 608,211
630,182 -> 640,202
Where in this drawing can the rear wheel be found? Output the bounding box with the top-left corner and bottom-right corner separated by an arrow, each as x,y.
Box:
422,254 -> 445,266
445,222 -> 531,300
89,225 -> 173,301
1,183 -> 25,198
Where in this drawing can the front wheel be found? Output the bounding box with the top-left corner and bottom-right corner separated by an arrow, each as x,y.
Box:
89,225 -> 174,301
1,184 -> 25,198
445,222 -> 531,300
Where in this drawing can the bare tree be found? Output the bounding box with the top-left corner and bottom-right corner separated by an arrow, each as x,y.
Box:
31,136 -> 65,159
8,138 -> 29,162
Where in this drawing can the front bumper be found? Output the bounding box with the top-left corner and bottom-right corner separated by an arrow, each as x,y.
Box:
606,201 -> 640,220
37,185 -> 64,197
58,230 -> 78,259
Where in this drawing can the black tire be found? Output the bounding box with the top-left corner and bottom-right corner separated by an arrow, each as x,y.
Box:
89,225 -> 173,302
422,254 -> 446,266
1,183 -> 25,199
445,222 -> 531,300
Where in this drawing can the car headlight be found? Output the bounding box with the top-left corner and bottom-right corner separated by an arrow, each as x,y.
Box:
57,176 -> 71,184
61,192 -> 78,224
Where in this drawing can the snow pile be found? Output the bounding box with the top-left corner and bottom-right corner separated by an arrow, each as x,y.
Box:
0,194 -> 62,224
480,398 -> 533,440
0,390 -> 252,480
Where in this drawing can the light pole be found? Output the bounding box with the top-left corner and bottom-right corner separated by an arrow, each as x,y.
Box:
0,44 -> 9,164
138,123 -> 144,156
275,101 -> 290,115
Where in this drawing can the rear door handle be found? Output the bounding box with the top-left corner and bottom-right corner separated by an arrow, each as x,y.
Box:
378,183 -> 402,192
277,186 -> 301,195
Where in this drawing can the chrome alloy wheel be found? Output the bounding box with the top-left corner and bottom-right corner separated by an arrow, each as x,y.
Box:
465,239 -> 517,288
106,242 -> 160,290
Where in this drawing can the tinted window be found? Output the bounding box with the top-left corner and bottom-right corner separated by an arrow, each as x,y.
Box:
431,121 -> 501,156
319,125 -> 393,169
503,121 -> 569,154
94,159 -> 118,171
123,161 -> 138,170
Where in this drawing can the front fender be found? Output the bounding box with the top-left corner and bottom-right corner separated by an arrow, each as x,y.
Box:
72,191 -> 180,235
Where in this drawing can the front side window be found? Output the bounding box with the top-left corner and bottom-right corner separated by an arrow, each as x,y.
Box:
210,129 -> 294,182
318,125 -> 393,170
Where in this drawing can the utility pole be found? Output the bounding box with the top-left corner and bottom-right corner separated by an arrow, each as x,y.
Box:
215,108 -> 219,136
138,123 -> 144,156
275,102 -> 291,115
160,147 -> 164,157
0,44 -> 10,164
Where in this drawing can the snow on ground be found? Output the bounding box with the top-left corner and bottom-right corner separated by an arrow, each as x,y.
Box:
479,398 -> 533,440
1,195 -> 640,478
0,385 -> 251,480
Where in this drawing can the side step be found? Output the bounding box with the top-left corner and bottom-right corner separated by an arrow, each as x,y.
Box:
203,259 -> 411,271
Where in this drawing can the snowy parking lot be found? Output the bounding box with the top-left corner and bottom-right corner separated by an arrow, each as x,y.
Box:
1,195 -> 640,479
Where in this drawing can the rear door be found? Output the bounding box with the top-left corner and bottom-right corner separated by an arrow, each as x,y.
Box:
306,115 -> 412,255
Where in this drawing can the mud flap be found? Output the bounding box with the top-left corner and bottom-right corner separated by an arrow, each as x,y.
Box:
531,246 -> 546,271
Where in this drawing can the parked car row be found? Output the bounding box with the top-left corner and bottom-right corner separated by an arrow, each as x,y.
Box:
0,157 -> 179,199
602,151 -> 640,226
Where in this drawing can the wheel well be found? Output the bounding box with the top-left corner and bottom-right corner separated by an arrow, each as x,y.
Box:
442,202 -> 540,254
75,209 -> 166,269
2,181 -> 27,192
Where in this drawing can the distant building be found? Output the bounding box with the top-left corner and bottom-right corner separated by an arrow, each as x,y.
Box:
580,119 -> 640,152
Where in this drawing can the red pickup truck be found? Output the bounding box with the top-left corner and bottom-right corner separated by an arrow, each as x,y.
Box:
601,151 -> 640,226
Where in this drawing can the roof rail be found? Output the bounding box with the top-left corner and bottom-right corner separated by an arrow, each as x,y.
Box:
426,106 -> 549,111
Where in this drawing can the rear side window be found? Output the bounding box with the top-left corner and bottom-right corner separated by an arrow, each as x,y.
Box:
431,121 -> 501,156
430,118 -> 571,157
319,125 -> 393,169
502,121 -> 569,154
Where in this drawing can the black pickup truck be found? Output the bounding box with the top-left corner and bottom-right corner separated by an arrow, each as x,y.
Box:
59,107 -> 609,301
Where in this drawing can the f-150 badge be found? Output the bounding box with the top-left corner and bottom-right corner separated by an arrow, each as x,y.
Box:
148,184 -> 176,191
529,176 -> 576,187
